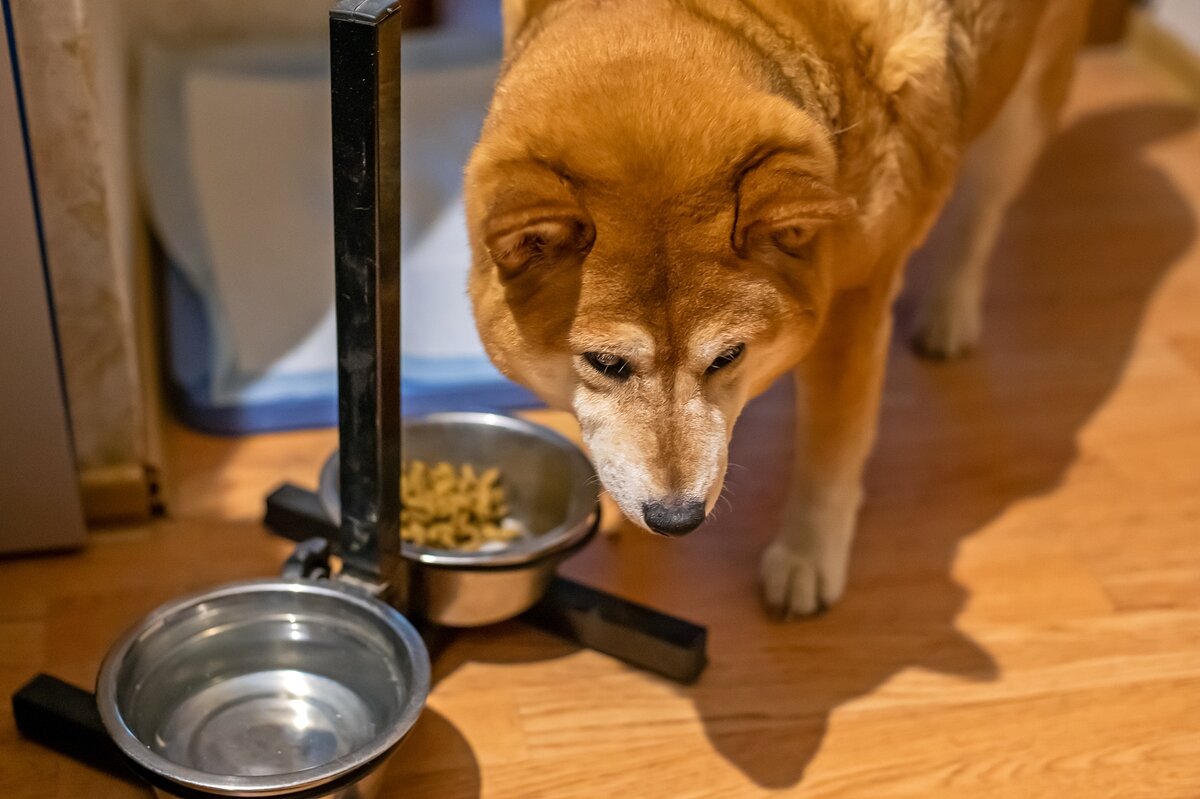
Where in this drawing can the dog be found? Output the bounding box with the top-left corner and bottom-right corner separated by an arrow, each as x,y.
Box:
465,0 -> 1093,617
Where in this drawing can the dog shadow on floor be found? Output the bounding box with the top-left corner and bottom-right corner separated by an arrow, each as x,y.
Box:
677,101 -> 1199,789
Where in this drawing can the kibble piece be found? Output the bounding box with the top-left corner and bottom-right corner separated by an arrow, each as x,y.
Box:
400,460 -> 519,551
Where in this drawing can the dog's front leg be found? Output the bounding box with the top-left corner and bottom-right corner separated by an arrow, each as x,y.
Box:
761,284 -> 893,618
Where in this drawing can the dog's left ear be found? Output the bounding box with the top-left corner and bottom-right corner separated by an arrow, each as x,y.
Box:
733,153 -> 856,259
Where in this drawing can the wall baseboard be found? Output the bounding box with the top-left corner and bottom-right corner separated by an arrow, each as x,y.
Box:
80,463 -> 161,524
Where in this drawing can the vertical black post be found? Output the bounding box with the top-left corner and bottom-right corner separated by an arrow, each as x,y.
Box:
330,0 -> 405,607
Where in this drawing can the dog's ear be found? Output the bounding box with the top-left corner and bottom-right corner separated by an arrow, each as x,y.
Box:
485,211 -> 595,278
733,153 -> 856,259
481,165 -> 595,279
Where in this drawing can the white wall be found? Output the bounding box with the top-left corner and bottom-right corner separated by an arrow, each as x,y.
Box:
1153,0 -> 1200,54
1,14 -> 88,549
7,1 -> 150,485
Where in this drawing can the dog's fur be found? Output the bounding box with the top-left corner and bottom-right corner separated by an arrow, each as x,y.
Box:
465,0 -> 1093,616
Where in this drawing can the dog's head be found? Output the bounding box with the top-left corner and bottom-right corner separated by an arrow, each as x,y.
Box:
465,16 -> 857,534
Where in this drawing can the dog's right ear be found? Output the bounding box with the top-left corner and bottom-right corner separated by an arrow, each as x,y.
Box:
481,166 -> 595,279
733,152 -> 856,259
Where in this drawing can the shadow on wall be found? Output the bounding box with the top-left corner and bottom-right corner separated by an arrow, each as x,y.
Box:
681,101 -> 1198,788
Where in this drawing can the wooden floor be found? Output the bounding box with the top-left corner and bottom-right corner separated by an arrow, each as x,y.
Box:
4,49 -> 1200,798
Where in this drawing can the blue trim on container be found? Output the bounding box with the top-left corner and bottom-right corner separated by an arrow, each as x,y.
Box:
163,261 -> 542,435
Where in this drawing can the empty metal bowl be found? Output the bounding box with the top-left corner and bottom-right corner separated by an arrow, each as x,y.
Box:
319,412 -> 600,627
95,579 -> 430,799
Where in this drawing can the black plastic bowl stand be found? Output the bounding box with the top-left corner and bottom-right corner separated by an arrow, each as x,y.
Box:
265,484 -> 708,685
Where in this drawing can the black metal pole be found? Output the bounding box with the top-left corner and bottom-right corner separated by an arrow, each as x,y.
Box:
330,0 -> 405,607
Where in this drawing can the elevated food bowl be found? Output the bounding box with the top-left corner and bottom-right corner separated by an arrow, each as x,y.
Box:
95,579 -> 429,799
320,412 -> 600,627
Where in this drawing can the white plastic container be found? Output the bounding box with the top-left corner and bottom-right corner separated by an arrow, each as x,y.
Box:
139,29 -> 525,432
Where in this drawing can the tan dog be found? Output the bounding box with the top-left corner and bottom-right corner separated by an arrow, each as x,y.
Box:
465,0 -> 1093,617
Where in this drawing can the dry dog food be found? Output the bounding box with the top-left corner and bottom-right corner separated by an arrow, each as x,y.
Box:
400,461 -> 524,550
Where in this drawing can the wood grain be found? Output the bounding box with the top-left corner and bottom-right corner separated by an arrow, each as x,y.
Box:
3,49 -> 1200,798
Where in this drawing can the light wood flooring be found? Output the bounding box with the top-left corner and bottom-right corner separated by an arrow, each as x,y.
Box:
3,48 -> 1200,798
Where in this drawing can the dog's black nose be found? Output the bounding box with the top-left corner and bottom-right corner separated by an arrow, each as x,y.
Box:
642,499 -> 707,536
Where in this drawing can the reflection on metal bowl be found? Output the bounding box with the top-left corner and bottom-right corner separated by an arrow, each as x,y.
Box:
95,579 -> 430,798
320,412 -> 601,626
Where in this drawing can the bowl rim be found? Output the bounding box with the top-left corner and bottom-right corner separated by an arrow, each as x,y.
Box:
319,411 -> 601,569
95,578 -> 431,796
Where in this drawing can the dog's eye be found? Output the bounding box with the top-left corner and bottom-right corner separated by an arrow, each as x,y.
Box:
583,351 -> 631,380
707,344 -> 745,374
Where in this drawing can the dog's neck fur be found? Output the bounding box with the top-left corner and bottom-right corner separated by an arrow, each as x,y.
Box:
669,1 -> 845,134
505,1 -> 970,136
500,0 -> 971,261
505,1 -> 849,133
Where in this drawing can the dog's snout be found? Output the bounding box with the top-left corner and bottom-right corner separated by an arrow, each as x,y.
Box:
642,499 -> 707,536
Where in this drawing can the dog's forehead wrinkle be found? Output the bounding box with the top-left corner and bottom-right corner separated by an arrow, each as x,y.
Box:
569,321 -> 655,356
687,318 -> 752,352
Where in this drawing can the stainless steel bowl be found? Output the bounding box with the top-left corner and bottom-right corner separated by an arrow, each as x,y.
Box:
95,579 -> 430,799
319,412 -> 600,627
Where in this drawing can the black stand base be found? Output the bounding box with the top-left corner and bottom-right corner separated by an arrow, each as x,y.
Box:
265,483 -> 707,684
12,675 -> 139,785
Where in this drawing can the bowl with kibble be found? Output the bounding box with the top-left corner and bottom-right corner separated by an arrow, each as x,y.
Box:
318,412 -> 600,626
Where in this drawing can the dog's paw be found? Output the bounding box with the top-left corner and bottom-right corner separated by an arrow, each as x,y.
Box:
912,291 -> 982,360
759,540 -> 848,619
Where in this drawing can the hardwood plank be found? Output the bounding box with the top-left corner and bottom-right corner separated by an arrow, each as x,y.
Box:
3,48 -> 1200,799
